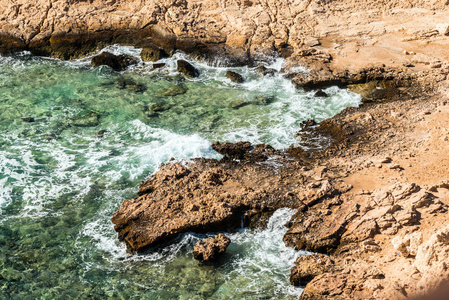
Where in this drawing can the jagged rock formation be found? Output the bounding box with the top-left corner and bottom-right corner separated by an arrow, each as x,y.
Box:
3,1 -> 449,299
1,0 -> 449,85
193,233 -> 231,262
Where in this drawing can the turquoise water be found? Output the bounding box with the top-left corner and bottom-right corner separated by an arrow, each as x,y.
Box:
0,46 -> 361,299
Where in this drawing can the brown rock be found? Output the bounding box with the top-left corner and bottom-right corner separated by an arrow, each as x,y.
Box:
111,163 -> 247,252
257,66 -> 277,76
211,141 -> 252,160
284,200 -> 358,253
290,254 -> 335,286
314,90 -> 328,97
193,233 -> 231,262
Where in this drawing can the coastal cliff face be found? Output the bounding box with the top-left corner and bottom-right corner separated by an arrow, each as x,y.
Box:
2,0 -> 449,69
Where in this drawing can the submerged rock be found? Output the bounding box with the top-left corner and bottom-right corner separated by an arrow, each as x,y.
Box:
22,117 -> 35,123
251,95 -> 274,105
177,60 -> 200,78
91,52 -> 138,71
115,77 -> 147,93
160,85 -> 188,97
229,99 -> 249,109
70,111 -> 100,127
146,102 -> 171,117
193,233 -> 231,262
225,71 -> 244,83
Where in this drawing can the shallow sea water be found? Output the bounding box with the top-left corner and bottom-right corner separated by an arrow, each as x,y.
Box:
0,46 -> 361,299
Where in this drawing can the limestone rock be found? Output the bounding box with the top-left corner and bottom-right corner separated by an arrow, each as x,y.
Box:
414,225 -> 449,274
290,254 -> 334,286
392,231 -> 423,257
436,24 -> 449,36
193,233 -> 231,262
284,200 -> 358,253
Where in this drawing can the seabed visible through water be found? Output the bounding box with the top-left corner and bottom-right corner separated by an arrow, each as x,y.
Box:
0,46 -> 361,299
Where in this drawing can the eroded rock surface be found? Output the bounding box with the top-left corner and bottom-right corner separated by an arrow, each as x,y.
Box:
290,254 -> 335,286
111,144 -> 307,253
193,233 -> 231,262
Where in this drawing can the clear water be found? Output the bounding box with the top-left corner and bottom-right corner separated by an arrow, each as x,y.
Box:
0,46 -> 360,299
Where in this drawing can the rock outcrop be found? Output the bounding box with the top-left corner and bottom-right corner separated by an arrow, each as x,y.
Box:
193,233 -> 231,262
1,0 -> 448,88
111,144 -> 300,253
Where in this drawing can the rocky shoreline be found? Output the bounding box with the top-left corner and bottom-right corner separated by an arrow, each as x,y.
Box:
2,0 -> 449,298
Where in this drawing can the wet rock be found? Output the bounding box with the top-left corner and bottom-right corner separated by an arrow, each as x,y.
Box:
22,117 -> 35,122
160,85 -> 188,97
211,141 -> 252,160
347,80 -> 399,103
153,63 -> 166,69
314,90 -> 328,97
193,233 -> 231,262
288,146 -> 309,158
290,254 -> 335,286
243,207 -> 275,230
140,46 -> 168,62
70,111 -> 100,127
225,71 -> 244,83
301,120 -> 317,128
177,60 -> 200,78
91,52 -> 138,71
257,66 -> 277,76
111,162 -> 253,252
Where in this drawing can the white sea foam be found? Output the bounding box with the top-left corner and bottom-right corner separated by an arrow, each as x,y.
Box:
0,47 -> 355,298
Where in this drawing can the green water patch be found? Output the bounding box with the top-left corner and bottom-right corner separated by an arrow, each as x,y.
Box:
0,47 -> 360,299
